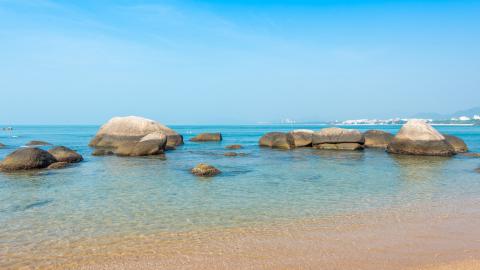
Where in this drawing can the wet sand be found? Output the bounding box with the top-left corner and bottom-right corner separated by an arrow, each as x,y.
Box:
4,197 -> 477,270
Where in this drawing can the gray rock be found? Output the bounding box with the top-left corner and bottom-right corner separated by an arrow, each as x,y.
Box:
288,129 -> 313,147
312,127 -> 364,145
364,130 -> 394,148
190,133 -> 222,142
259,132 -> 295,150
115,132 -> 167,156
92,149 -> 114,156
191,163 -> 221,177
0,148 -> 57,171
386,120 -> 455,156
443,134 -> 468,153
48,146 -> 83,163
47,162 -> 70,169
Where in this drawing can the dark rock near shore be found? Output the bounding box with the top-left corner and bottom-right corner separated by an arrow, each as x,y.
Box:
26,140 -> 51,146
89,116 -> 183,150
443,134 -> 468,153
363,130 -> 394,148
191,163 -> 221,177
259,132 -> 295,150
224,152 -> 238,156
48,146 -> 83,163
190,133 -> 222,142
225,144 -> 243,149
386,120 -> 455,156
47,162 -> 70,169
288,130 -> 313,147
0,148 -> 57,171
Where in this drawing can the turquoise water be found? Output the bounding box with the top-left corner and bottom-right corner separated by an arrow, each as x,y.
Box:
1,125 -> 480,252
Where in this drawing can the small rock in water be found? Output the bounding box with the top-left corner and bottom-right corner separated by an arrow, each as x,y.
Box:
48,146 -> 83,163
460,152 -> 480,158
190,133 -> 222,142
92,149 -> 115,156
191,163 -> 221,177
47,162 -> 70,169
0,142 -> 5,148
26,140 -> 52,146
476,167 -> 480,173
224,152 -> 238,157
225,144 -> 243,149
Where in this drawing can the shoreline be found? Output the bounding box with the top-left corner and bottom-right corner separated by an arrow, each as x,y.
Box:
3,197 -> 479,269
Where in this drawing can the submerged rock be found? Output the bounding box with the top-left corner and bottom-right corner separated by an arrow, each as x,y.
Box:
288,129 -> 313,147
89,116 -> 183,150
259,132 -> 295,150
0,148 -> 57,171
26,140 -> 51,146
363,130 -> 394,148
191,163 -> 221,177
92,149 -> 114,156
47,162 -> 70,169
313,143 -> 364,151
190,133 -> 222,142
476,167 -> 480,173
48,146 -> 83,163
225,144 -> 243,149
386,120 -> 455,156
224,152 -> 238,156
0,142 -> 5,148
443,134 -> 468,153
460,152 -> 480,158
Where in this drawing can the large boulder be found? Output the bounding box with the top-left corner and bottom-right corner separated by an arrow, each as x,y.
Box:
386,120 -> 455,156
288,129 -> 313,147
89,116 -> 183,150
191,163 -> 221,177
0,148 -> 57,171
259,132 -> 295,149
190,133 -> 222,142
443,134 -> 468,153
48,146 -> 83,163
312,127 -> 364,150
312,127 -> 365,144
115,132 -> 167,156
364,130 -> 394,148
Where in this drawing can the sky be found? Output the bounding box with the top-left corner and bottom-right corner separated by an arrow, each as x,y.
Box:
0,0 -> 479,124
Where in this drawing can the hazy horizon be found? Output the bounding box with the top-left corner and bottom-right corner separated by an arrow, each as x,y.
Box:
1,0 -> 479,125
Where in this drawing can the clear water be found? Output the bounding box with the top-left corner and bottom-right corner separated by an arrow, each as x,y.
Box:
0,125 -> 479,252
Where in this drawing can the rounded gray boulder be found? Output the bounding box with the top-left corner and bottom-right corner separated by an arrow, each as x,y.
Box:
48,146 -> 83,163
0,148 -> 57,171
259,132 -> 295,149
386,120 -> 455,156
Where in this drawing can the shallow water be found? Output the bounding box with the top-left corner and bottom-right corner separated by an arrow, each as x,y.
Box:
1,125 -> 479,267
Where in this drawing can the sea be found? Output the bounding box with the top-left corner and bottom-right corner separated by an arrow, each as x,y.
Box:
1,124 -> 479,268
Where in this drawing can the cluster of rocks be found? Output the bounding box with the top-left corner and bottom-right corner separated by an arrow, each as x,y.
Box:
89,116 -> 183,156
259,120 -> 469,157
0,146 -> 83,172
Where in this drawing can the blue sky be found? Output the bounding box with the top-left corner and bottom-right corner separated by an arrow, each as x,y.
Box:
1,0 -> 479,124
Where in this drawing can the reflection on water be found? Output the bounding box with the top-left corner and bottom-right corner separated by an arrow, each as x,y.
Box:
1,125 -> 480,268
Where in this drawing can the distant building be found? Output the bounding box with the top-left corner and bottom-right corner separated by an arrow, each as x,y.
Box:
458,116 -> 471,121
474,115 -> 480,120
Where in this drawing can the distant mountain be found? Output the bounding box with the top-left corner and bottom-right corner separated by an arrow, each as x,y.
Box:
413,106 -> 480,120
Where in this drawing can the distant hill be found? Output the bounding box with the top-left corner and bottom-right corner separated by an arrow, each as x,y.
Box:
413,106 -> 480,120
